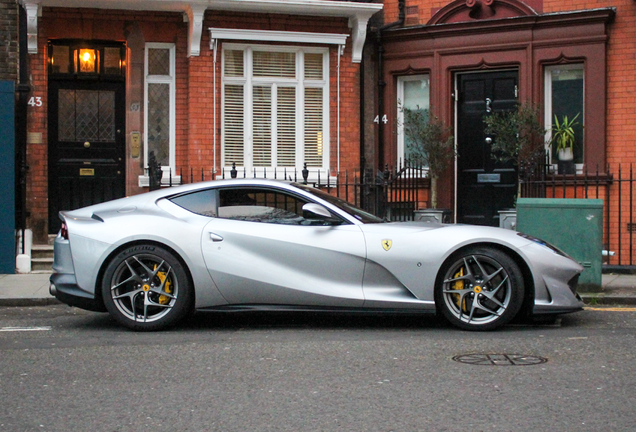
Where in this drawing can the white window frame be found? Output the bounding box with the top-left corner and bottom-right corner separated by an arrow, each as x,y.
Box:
544,63 -> 585,172
221,43 -> 330,178
140,42 -> 177,186
396,74 -> 431,167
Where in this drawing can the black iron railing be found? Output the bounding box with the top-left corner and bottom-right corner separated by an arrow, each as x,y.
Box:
521,163 -> 635,268
147,160 -> 430,221
148,160 -> 635,268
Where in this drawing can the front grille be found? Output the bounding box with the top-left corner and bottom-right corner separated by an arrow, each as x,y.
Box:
568,274 -> 580,294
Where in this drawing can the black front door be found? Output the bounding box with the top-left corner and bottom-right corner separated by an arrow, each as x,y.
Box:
456,71 -> 518,226
48,80 -> 126,233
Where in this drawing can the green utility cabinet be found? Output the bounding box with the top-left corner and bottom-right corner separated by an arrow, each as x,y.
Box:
516,198 -> 603,292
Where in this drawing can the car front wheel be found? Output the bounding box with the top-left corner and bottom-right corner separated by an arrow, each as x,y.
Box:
102,244 -> 193,331
436,247 -> 524,331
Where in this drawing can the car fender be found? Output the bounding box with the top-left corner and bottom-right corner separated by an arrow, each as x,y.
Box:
360,223 -> 541,302
64,207 -> 227,308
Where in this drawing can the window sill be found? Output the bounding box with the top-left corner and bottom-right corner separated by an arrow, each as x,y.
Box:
138,175 -> 182,188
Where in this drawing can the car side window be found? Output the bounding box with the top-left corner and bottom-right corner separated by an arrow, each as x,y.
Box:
218,188 -> 306,224
218,187 -> 340,225
169,188 -> 217,217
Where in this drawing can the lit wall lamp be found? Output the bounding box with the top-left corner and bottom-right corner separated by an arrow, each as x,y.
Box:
75,48 -> 98,73
48,42 -> 125,76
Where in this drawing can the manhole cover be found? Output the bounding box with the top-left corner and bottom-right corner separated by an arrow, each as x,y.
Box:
453,353 -> 548,366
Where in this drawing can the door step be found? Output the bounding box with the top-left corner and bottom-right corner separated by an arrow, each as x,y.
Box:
31,244 -> 54,273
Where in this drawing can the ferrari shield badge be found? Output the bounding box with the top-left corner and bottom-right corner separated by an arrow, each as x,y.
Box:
382,239 -> 392,251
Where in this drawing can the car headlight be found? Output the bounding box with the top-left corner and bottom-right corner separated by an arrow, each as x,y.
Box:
517,232 -> 571,258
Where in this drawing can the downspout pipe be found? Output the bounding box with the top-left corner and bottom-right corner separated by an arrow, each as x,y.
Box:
376,0 -> 405,172
16,4 -> 31,253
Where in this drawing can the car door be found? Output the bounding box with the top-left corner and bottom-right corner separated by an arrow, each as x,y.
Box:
200,186 -> 366,307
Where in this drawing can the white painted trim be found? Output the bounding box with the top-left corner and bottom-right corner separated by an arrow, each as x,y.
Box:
220,44 -> 330,173
27,0 -> 382,18
22,0 -> 381,58
22,2 -> 40,54
138,174 -> 182,187
212,38 -> 218,175
142,43 -> 177,186
184,4 -> 206,57
544,63 -> 585,172
210,28 -> 347,46
348,15 -> 369,63
396,74 -> 430,164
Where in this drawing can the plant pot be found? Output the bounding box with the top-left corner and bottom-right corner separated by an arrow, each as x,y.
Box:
498,209 -> 517,230
414,208 -> 452,224
557,148 -> 575,174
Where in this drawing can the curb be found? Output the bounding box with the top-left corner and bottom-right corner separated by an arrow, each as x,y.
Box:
580,295 -> 636,306
0,298 -> 62,307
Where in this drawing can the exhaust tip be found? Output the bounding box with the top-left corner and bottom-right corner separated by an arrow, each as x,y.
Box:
49,283 -> 57,296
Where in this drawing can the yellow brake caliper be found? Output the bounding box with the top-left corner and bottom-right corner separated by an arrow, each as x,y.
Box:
452,268 -> 467,312
154,266 -> 173,305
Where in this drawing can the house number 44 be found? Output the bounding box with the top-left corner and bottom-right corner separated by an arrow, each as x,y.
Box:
374,115 -> 388,124
28,96 -> 43,107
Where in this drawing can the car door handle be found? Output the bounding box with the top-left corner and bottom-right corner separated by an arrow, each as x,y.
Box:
209,232 -> 224,242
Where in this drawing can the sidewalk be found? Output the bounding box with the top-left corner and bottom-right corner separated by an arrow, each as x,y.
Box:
1,272 -> 635,307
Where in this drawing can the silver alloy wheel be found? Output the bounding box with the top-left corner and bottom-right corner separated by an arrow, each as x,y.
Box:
441,253 -> 514,327
108,253 -> 179,323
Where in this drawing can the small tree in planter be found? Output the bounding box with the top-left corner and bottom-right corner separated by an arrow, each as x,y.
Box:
483,102 -> 546,199
401,107 -> 455,209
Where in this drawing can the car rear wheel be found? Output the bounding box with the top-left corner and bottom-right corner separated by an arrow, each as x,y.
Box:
435,247 -> 524,331
102,244 -> 193,331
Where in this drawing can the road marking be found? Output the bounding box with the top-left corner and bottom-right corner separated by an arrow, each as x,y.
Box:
0,326 -> 52,332
585,307 -> 636,312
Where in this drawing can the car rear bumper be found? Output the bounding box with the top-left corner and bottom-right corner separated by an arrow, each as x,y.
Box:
49,273 -> 106,312
50,234 -> 106,312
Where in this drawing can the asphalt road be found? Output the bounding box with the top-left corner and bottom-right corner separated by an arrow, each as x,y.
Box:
1,305 -> 635,431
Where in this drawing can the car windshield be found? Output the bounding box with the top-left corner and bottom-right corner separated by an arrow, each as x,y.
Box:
293,183 -> 385,223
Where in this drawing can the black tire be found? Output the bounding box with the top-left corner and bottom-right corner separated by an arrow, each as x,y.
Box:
102,244 -> 193,331
435,247 -> 524,331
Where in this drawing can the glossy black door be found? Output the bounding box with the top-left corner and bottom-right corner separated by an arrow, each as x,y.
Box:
48,80 -> 125,233
456,71 -> 518,226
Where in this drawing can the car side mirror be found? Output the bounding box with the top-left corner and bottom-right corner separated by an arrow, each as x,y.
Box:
302,203 -> 341,225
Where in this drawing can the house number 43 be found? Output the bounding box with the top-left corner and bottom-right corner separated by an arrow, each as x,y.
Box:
28,96 -> 43,107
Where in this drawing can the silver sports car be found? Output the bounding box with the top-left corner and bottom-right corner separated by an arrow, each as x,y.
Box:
50,179 -> 584,331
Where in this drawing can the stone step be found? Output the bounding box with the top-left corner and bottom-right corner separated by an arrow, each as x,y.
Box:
31,258 -> 53,272
32,245 -> 54,260
31,244 -> 54,273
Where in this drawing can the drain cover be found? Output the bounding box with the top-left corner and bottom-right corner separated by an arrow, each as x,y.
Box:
453,353 -> 548,366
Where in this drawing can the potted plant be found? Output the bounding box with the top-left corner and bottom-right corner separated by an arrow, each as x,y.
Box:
483,103 -> 546,228
400,106 -> 455,212
550,113 -> 580,175
483,102 -> 546,199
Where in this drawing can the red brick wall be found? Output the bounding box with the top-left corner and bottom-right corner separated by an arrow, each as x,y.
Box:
381,0 -> 636,168
381,0 -> 635,264
26,8 -> 360,241
545,0 -> 636,264
0,0 -> 18,81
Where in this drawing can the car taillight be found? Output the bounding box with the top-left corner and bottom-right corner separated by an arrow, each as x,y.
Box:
60,222 -> 69,240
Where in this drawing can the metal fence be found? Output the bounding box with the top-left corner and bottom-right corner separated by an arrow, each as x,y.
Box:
149,161 -> 431,222
521,163 -> 635,268
149,160 -> 635,268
